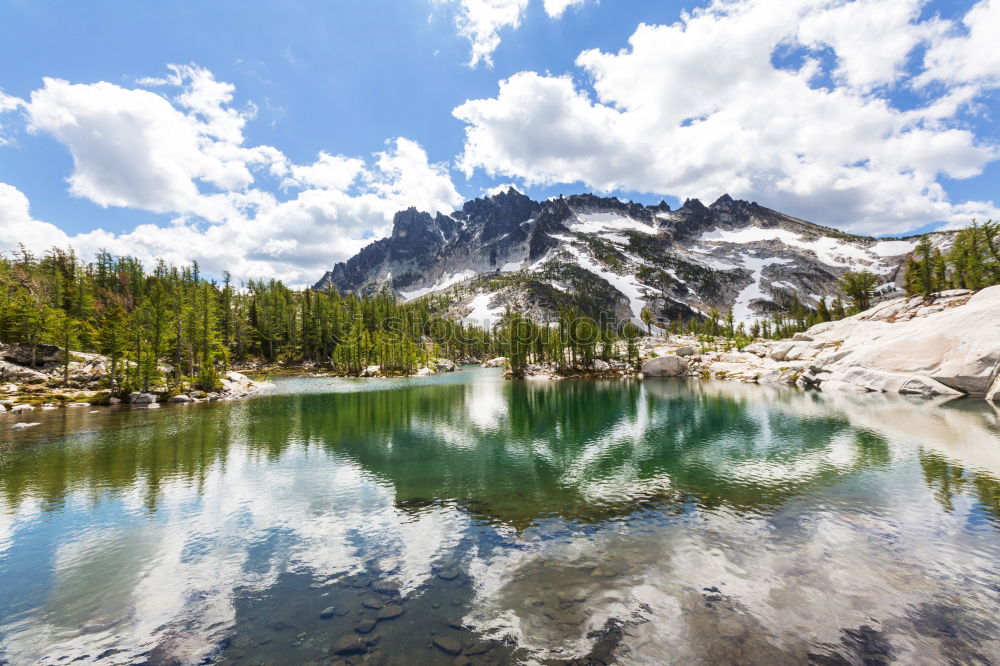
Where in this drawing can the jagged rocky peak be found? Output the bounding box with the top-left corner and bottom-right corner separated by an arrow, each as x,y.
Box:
564,193 -> 656,223
456,187 -> 538,242
315,189 -> 920,327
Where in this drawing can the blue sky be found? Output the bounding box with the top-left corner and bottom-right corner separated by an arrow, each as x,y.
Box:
0,0 -> 997,284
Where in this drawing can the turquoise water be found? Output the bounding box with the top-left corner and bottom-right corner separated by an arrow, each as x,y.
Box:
1,369 -> 999,664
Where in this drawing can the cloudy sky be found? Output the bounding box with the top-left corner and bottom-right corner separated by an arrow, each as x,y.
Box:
0,0 -> 997,285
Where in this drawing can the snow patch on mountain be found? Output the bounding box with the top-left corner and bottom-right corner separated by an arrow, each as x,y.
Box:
569,212 -> 656,235
400,270 -> 477,301
700,227 -> 896,273
733,254 -> 793,323
872,239 -> 917,256
464,292 -> 504,329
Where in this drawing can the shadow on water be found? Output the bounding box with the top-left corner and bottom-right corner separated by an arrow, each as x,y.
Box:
1,369 -> 999,664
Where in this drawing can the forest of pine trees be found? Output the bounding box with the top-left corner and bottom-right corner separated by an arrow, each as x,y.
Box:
0,247 -> 498,394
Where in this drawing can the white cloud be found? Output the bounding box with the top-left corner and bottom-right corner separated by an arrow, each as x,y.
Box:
2,67 -> 463,286
454,0 -> 1000,234
918,0 -> 1000,88
24,67 -> 281,222
437,0 -> 530,67
0,90 -> 24,145
543,0 -> 590,19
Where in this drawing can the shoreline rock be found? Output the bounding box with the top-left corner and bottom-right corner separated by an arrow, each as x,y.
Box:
641,286 -> 1000,402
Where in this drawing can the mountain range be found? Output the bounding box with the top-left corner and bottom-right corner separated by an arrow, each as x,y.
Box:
314,189 -> 926,328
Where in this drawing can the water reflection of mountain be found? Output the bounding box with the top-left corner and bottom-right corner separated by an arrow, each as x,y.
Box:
5,371 -> 998,528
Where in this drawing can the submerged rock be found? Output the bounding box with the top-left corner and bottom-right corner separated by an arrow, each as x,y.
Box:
371,580 -> 401,596
376,605 -> 403,621
355,618 -> 377,634
432,636 -> 462,655
332,634 -> 367,655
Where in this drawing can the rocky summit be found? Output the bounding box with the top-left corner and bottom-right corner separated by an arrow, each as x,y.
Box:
315,189 -> 934,327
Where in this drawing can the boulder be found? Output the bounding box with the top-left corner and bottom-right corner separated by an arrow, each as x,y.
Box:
0,404 -> 6,413
415,367 -> 435,377
741,343 -> 769,358
482,357 -> 507,368
433,358 -> 457,373
592,359 -> 610,372
128,392 -> 157,404
108,397 -> 122,405
12,422 -> 40,430
791,333 -> 814,342
224,370 -> 252,385
675,346 -> 696,357
987,374 -> 1000,404
641,356 -> 689,377
167,394 -> 192,404
0,361 -> 48,383
899,375 -> 964,398
3,383 -> 18,393
11,404 -> 34,413
2,343 -> 62,367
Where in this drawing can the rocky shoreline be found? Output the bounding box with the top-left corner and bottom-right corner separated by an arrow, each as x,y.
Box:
1,341 -> 276,428
510,286 -> 1000,404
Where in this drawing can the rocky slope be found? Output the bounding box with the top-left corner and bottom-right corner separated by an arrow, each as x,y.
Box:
316,189 -> 937,327
641,286 -> 1000,402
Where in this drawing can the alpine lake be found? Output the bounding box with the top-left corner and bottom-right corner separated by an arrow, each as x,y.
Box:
2,367 -> 999,665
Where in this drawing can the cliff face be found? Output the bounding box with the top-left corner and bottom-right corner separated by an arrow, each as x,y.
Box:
315,189 -> 925,327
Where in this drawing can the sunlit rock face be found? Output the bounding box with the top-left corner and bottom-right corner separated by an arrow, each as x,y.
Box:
2,373 -> 999,664
314,190 -> 924,326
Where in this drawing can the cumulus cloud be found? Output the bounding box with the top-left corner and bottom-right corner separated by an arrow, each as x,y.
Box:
24,66 -> 280,222
437,0 -> 530,67
2,67 -> 463,286
454,0 -> 1000,234
918,0 -> 1000,88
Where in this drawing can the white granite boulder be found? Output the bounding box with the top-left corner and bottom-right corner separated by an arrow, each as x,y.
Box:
641,356 -> 689,377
